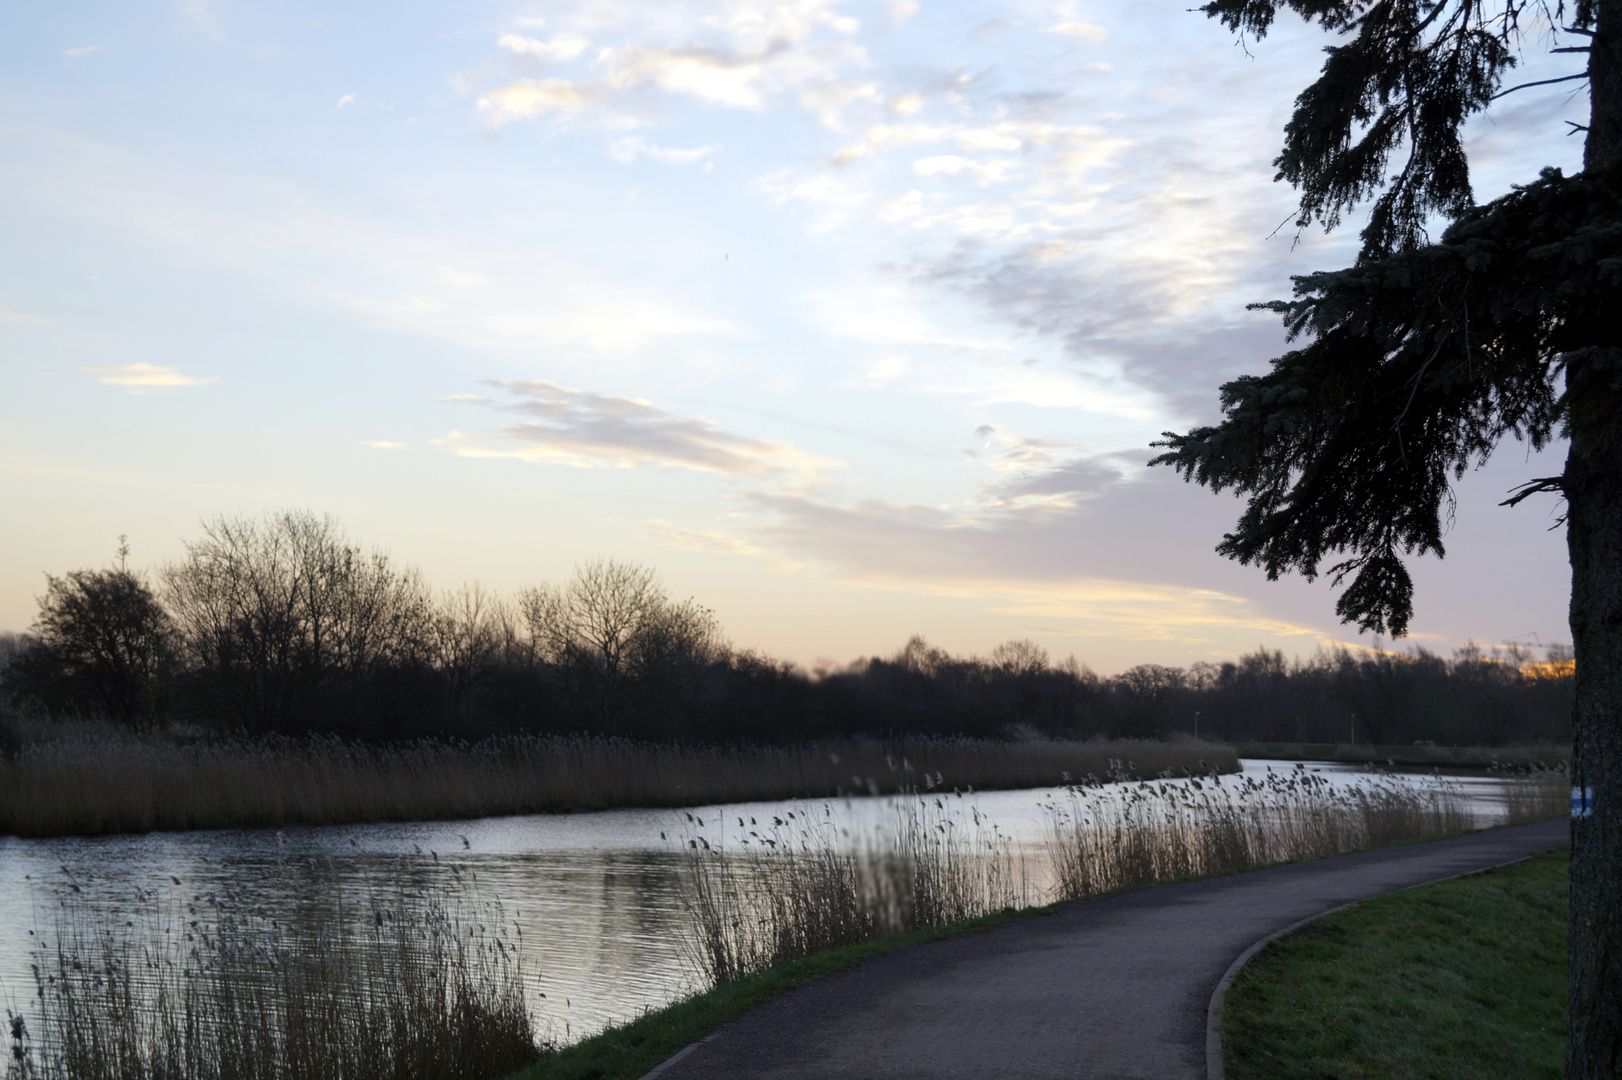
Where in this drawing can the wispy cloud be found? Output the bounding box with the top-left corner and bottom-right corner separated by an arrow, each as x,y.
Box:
1048,21 -> 1108,43
641,518 -> 763,557
475,0 -> 871,132
83,363 -> 215,394
63,45 -> 102,57
732,477 -> 1329,644
439,380 -> 840,485
498,32 -> 590,62
479,79 -> 606,125
608,136 -> 716,165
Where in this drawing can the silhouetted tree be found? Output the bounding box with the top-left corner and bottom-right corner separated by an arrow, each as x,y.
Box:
518,559 -> 720,729
1154,3 -> 1618,1070
2,540 -> 173,726
163,512 -> 431,732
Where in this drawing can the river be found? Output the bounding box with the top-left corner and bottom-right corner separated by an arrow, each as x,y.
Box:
0,760 -> 1529,1045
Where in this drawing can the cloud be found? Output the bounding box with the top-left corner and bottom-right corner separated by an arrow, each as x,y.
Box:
887,0 -> 920,28
498,32 -> 590,62
888,92 -> 926,116
438,266 -> 489,289
1049,21 -> 1108,43
478,79 -> 604,125
83,363 -> 215,394
63,45 -> 102,57
641,519 -> 763,557
608,136 -> 716,165
604,45 -> 775,110
334,93 -> 357,110
439,380 -> 840,484
799,80 -> 883,130
474,0 -> 872,130
736,487 -> 1325,643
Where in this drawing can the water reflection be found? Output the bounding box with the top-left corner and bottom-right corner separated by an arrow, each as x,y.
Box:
0,760 -> 1523,1045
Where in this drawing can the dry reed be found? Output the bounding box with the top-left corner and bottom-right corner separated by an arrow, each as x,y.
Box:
3,862 -> 536,1080
680,797 -> 1027,985
0,717 -> 1238,838
680,761 -> 1480,986
1041,761 -> 1473,900
1496,761 -> 1572,824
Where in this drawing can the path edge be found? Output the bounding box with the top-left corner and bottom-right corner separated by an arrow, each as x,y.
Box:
1203,846 -> 1556,1079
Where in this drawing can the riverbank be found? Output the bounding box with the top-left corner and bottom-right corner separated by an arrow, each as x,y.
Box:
1221,846 -> 1567,1079
0,720 -> 1238,838
509,821 -> 1569,1080
1230,741 -> 1568,768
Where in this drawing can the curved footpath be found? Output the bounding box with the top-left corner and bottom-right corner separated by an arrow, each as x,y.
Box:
647,819 -> 1568,1080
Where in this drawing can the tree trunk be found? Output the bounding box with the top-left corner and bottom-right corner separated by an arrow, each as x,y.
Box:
1567,425 -> 1622,1080
1571,2 -> 1622,1075
1588,0 -> 1622,176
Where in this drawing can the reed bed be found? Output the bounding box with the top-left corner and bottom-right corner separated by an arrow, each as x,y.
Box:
680,798 -> 1028,985
680,762 -> 1480,986
0,718 -> 1238,838
1041,762 -> 1473,901
1497,761 -> 1572,824
3,862 -> 536,1080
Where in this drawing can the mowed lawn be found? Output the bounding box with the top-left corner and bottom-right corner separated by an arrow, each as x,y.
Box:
1223,846 -> 1569,1079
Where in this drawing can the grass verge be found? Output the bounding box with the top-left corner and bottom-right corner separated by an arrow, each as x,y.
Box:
1222,846 -> 1568,1080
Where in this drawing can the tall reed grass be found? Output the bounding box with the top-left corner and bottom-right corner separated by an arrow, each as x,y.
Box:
3,861 -> 536,1080
0,716 -> 1238,838
1041,761 -> 1473,900
1496,761 -> 1572,824
681,799 -> 1027,984
680,762 -> 1482,985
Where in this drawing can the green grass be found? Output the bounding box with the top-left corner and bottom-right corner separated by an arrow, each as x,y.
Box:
503,904 -> 1050,1080
1222,846 -> 1569,1080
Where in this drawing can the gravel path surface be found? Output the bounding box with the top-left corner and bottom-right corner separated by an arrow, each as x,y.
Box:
649,819 -> 1569,1080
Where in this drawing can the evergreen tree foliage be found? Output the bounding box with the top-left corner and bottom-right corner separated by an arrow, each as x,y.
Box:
1154,167 -> 1621,634
1154,2 -> 1619,1074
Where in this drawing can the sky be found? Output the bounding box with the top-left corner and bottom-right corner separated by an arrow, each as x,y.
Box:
0,0 -> 1591,674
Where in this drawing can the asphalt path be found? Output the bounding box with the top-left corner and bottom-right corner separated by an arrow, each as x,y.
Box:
649,819 -> 1569,1080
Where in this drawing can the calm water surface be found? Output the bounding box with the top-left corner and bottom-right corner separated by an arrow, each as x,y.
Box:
0,760 -> 1523,1044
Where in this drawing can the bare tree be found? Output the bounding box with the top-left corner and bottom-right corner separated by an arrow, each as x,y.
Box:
518,559 -> 718,726
164,511 -> 429,730
431,583 -> 515,718
988,639 -> 1050,678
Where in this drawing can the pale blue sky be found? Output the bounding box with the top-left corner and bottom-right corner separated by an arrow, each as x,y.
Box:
0,0 -> 1587,671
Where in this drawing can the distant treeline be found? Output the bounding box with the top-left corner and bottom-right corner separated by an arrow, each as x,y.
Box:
0,511 -> 1574,747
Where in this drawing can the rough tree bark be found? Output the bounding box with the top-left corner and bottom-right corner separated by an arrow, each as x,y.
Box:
1571,2 -> 1622,1074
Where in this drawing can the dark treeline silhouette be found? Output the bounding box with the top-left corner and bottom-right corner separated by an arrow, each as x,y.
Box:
0,512 -> 1573,747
